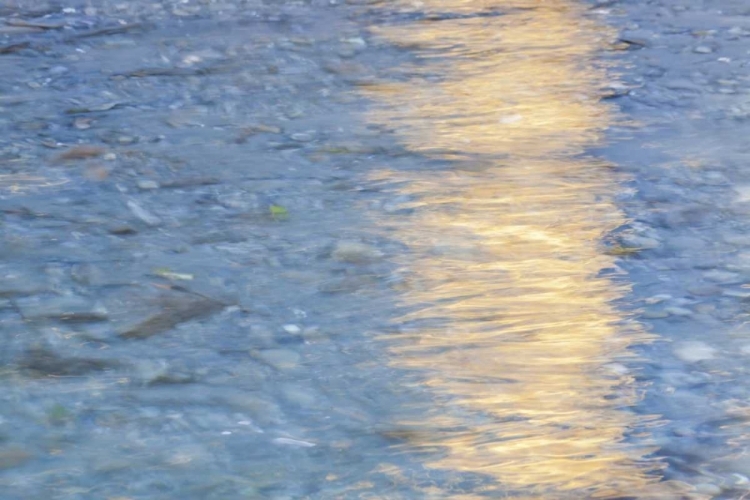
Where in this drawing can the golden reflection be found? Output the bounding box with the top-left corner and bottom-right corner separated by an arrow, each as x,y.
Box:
359,1 -> 689,498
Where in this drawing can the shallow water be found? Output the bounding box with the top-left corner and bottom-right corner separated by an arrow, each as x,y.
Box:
1,0 -> 750,498
361,1 -> 667,497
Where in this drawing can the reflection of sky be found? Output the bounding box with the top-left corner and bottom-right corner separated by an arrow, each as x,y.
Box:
360,1 -> 688,497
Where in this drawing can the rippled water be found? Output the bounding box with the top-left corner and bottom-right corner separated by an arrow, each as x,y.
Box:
3,0 -> 750,498
358,1 -> 674,497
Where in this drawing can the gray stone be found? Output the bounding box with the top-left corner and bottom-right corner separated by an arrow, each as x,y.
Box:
619,234 -> 660,250
253,349 -> 301,371
132,359 -> 197,385
118,292 -> 225,339
19,346 -> 114,376
331,241 -> 383,263
664,306 -> 693,317
137,180 -> 160,190
674,341 -> 716,363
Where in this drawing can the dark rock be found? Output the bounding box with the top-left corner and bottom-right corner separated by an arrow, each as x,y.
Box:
118,291 -> 225,339
108,225 -> 138,235
19,346 -> 113,376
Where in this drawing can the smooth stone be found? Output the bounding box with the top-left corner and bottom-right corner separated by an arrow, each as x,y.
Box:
282,324 -> 302,335
331,241 -> 383,264
664,306 -> 693,317
729,27 -> 750,37
674,341 -> 717,363
620,234 -> 660,249
137,180 -> 160,190
254,349 -> 301,371
281,383 -> 320,407
133,359 -> 196,385
342,37 -> 367,48
302,326 -> 327,342
221,394 -> 283,424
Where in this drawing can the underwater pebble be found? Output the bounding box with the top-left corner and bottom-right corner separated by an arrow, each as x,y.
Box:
331,241 -> 383,263
254,349 -> 301,371
674,341 -> 717,363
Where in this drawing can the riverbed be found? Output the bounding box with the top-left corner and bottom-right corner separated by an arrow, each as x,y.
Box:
1,0 -> 749,498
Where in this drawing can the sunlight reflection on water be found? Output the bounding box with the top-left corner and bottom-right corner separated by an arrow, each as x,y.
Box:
358,1 -> 691,497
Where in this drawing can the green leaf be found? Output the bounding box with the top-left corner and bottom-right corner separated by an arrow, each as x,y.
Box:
269,204 -> 289,220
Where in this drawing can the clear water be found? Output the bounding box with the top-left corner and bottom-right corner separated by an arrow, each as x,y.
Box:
1,0 -> 749,498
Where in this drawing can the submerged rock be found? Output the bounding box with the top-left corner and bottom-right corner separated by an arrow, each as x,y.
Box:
118,291 -> 225,339
674,341 -> 717,363
331,241 -> 383,264
252,348 -> 301,371
18,346 -> 114,376
132,358 -> 198,385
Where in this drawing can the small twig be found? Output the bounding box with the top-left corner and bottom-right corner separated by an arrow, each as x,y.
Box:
66,22 -> 147,41
6,19 -> 65,30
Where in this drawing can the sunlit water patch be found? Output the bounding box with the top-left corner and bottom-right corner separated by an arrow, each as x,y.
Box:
357,0 -> 691,497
